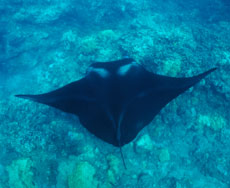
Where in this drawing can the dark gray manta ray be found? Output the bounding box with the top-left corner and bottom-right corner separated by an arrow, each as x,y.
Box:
16,58 -> 216,148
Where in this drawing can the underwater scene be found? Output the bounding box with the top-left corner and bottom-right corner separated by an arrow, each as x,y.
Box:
0,0 -> 230,187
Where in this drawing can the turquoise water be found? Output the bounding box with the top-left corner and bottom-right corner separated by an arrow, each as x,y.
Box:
0,0 -> 230,187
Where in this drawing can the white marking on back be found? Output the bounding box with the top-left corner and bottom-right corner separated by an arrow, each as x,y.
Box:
89,67 -> 110,78
117,64 -> 133,76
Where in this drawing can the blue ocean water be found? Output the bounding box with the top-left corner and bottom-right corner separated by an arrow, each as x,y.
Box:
0,0 -> 230,187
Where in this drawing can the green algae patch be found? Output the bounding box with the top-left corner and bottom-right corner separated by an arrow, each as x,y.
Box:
81,37 -> 99,55
107,154 -> 121,174
68,161 -> 98,188
198,114 -> 226,131
99,30 -> 118,42
7,158 -> 35,188
103,154 -> 125,188
106,154 -> 121,185
162,56 -> 182,77
107,169 -> 116,185
80,30 -> 118,55
79,29 -> 121,59
62,30 -> 78,50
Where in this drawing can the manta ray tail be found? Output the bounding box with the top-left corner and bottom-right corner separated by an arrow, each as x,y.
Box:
120,146 -> 127,169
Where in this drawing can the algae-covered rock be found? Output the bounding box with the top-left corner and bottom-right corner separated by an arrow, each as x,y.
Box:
14,3 -> 70,24
162,56 -> 182,77
107,169 -> 116,185
159,148 -> 170,162
107,154 -> 120,175
7,158 -> 35,188
82,144 -> 96,159
106,154 -> 121,185
198,114 -> 226,131
209,115 -> 226,131
62,30 -> 78,50
135,134 -> 154,152
80,36 -> 98,55
99,30 -> 118,42
68,161 -> 98,188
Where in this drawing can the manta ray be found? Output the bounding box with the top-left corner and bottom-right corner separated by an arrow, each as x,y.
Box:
16,58 -> 216,167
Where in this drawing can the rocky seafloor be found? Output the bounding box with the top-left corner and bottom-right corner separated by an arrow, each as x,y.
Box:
0,0 -> 230,187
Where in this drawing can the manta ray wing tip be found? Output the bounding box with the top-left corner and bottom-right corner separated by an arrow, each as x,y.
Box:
210,67 -> 217,72
15,94 -> 35,100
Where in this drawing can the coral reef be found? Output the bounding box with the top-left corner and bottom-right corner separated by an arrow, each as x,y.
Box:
0,0 -> 229,187
106,154 -> 121,185
7,158 -> 35,188
198,113 -> 226,131
68,161 -> 98,188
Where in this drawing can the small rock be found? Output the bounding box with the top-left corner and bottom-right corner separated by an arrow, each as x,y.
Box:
135,134 -> 154,152
159,148 -> 170,162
